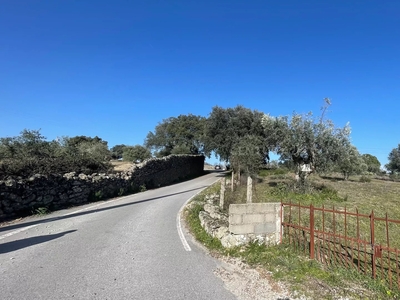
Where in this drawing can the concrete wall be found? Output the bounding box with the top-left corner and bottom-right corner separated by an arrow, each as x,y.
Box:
0,155 -> 204,220
229,203 -> 281,243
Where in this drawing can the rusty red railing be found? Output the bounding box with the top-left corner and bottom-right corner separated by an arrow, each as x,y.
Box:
281,202 -> 400,289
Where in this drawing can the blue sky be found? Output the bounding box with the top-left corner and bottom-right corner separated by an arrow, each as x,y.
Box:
1,1 -> 399,167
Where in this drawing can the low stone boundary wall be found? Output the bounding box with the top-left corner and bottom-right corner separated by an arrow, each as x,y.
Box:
192,192 -> 281,248
0,155 -> 204,220
229,203 -> 280,243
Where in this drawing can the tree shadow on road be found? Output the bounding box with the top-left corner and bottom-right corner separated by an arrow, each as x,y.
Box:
0,230 -> 76,254
0,186 -> 207,234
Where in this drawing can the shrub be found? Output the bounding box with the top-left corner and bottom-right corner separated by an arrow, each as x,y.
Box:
359,175 -> 372,183
0,130 -> 112,179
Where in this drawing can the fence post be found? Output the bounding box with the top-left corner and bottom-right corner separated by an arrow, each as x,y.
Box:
220,177 -> 226,209
246,175 -> 253,203
280,202 -> 284,244
370,210 -> 376,279
231,170 -> 234,192
310,204 -> 315,259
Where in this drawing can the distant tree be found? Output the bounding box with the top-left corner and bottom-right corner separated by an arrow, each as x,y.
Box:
77,141 -> 111,161
261,99 -> 351,183
122,145 -> 152,163
145,114 -> 206,157
386,144 -> 400,174
204,105 -> 269,163
64,135 -> 111,161
361,154 -> 381,174
338,145 -> 367,180
66,135 -> 108,148
110,144 -> 127,159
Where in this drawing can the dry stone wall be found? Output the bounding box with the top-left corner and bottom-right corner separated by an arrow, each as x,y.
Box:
0,155 -> 204,220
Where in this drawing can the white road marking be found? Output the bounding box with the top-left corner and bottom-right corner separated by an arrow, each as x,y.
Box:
0,225 -> 38,240
177,188 -> 209,252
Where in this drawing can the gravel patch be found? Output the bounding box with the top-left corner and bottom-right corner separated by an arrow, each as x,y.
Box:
213,256 -> 308,300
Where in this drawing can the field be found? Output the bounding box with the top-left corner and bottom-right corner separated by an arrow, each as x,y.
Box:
225,171 -> 400,219
110,160 -> 134,172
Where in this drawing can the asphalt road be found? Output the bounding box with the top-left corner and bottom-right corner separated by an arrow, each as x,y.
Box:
0,171 -> 236,300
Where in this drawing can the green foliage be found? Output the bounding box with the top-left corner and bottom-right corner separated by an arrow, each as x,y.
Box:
337,145 -> 367,180
94,190 -> 103,200
269,181 -> 346,205
258,168 -> 288,177
0,130 -> 111,179
32,207 -> 50,215
386,144 -> 400,174
362,154 -> 381,174
118,188 -> 125,196
139,184 -> 147,192
230,135 -> 264,176
204,105 -> 269,163
185,203 -> 224,251
145,114 -> 206,157
110,144 -> 127,159
122,145 -> 152,163
359,175 -> 372,183
170,144 -> 192,155
261,99 -> 352,181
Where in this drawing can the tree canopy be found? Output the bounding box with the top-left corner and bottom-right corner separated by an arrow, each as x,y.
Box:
122,145 -> 152,163
337,145 -> 366,180
110,144 -> 127,159
261,99 -> 352,181
145,114 -> 206,157
230,135 -> 264,176
361,154 -> 381,174
204,105 -> 268,163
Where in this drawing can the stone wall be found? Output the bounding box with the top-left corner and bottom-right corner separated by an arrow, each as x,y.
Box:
0,155 -> 204,220
191,193 -> 281,248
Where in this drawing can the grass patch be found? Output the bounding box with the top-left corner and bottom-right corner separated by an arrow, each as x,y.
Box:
32,206 -> 50,216
186,203 -> 224,252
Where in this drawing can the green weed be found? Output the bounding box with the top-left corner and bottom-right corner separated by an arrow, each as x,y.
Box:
32,207 -> 50,215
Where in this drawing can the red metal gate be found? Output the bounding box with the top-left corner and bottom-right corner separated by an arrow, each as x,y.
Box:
281,202 -> 400,289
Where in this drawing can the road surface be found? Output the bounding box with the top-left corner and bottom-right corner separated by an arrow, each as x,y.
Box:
0,171 -> 236,300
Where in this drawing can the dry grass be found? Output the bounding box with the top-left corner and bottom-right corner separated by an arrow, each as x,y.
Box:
226,172 -> 400,220
110,160 -> 134,172
312,174 -> 400,217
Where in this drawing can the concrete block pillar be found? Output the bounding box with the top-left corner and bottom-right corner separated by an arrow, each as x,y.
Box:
246,175 -> 252,203
220,177 -> 226,209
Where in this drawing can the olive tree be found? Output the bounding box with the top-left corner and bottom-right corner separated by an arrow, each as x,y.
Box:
337,145 -> 367,180
261,100 -> 351,183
